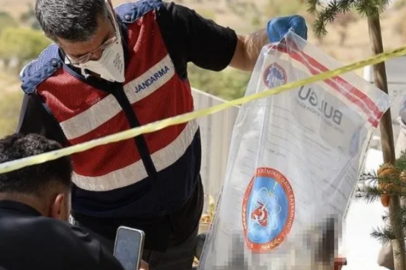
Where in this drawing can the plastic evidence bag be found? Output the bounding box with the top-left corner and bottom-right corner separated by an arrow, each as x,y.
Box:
198,32 -> 390,270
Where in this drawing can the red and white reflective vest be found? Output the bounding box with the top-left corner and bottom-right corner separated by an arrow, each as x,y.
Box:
20,0 -> 201,218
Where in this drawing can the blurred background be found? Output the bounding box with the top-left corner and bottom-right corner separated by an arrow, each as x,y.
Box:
1,0 -> 406,138
1,1 -> 406,269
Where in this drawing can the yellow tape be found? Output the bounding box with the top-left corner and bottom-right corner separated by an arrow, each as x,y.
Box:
1,44 -> 406,174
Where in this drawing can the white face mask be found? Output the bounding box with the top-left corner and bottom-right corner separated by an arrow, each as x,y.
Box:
66,2 -> 125,83
75,40 -> 125,83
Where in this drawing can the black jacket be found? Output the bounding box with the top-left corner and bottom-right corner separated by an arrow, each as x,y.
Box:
0,201 -> 124,270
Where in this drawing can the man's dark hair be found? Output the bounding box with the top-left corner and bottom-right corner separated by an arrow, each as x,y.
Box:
35,0 -> 108,42
0,133 -> 72,196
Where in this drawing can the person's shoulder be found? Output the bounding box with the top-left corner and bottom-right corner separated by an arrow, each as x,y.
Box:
1,216 -> 87,254
34,218 -> 100,259
37,219 -> 124,270
36,217 -> 90,241
115,0 -> 165,23
7,217 -> 119,269
19,43 -> 63,95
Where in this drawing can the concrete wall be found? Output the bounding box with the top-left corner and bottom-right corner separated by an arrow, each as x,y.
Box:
191,88 -> 239,202
363,56 -> 406,147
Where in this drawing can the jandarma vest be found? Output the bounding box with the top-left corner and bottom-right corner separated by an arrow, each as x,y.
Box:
19,0 -> 201,219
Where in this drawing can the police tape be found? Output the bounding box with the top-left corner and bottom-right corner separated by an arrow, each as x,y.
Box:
1,44 -> 406,174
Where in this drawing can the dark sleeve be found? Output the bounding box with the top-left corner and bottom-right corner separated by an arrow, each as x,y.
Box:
41,222 -> 124,270
16,94 -> 67,145
69,226 -> 125,270
156,2 -> 238,77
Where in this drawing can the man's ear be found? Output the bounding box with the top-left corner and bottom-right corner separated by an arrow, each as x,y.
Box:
50,193 -> 68,221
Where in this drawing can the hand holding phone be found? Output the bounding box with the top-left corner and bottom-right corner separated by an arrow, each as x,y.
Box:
139,260 -> 149,270
113,226 -> 145,270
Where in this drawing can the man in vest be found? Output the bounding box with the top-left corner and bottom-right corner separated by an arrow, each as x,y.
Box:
16,0 -> 307,269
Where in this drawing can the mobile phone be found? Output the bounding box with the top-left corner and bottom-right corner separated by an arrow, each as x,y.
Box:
113,226 -> 145,270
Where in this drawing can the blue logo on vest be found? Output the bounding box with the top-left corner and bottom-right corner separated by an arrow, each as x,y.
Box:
242,167 -> 295,252
135,66 -> 170,93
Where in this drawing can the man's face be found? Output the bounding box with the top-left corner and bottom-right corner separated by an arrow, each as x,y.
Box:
58,15 -> 116,64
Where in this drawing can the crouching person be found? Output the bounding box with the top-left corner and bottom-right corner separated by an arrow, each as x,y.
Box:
0,133 -> 148,270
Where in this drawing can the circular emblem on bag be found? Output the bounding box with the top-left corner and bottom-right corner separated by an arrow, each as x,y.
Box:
263,63 -> 287,88
242,167 -> 295,252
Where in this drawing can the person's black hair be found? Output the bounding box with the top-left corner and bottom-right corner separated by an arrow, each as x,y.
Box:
35,0 -> 108,42
0,133 -> 72,196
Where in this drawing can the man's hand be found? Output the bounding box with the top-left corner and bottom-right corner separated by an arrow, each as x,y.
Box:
267,15 -> 307,43
230,15 -> 307,71
139,260 -> 149,270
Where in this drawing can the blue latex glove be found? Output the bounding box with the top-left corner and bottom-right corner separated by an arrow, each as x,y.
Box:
267,15 -> 307,43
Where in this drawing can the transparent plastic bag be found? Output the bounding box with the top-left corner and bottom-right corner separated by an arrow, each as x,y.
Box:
198,31 -> 390,270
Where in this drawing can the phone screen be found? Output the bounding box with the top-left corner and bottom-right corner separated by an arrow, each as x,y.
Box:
113,227 -> 144,270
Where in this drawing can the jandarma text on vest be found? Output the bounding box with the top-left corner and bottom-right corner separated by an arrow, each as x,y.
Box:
135,66 -> 170,93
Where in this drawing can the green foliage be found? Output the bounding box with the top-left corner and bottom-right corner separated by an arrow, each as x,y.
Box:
187,64 -> 250,100
251,16 -> 263,28
227,0 -> 264,24
394,0 -> 406,9
306,0 -> 390,37
227,0 -> 249,17
266,0 -> 306,18
0,90 -> 23,139
0,27 -> 51,71
195,9 -> 216,21
20,5 -> 41,30
0,12 -> 18,35
357,152 -> 406,244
